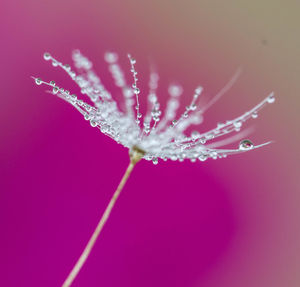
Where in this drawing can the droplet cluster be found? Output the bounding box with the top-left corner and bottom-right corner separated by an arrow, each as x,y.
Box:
34,51 -> 275,164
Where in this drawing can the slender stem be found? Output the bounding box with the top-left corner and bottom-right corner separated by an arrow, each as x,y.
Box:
62,149 -> 143,287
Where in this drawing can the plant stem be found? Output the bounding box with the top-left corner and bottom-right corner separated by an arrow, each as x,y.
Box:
62,147 -> 144,287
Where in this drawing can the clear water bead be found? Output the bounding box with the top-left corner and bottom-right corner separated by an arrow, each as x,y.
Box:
267,93 -> 275,103
43,52 -> 51,60
90,120 -> 97,127
50,80 -> 56,86
35,78 -> 42,85
52,87 -> 59,94
152,158 -> 158,165
239,139 -> 254,150
252,112 -> 258,119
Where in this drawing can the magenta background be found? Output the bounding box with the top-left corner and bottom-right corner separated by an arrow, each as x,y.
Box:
1,1 -> 299,287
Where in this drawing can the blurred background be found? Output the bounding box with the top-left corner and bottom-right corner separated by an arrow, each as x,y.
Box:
1,0 -> 299,286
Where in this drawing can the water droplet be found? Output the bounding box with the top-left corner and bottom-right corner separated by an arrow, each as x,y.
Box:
84,114 -> 90,120
50,80 -> 56,86
52,60 -> 58,67
191,131 -> 200,140
239,139 -> 254,150
190,104 -> 197,111
267,93 -> 275,103
130,58 -> 136,65
52,87 -> 59,94
90,120 -> 97,127
43,52 -> 51,60
234,121 -> 242,128
198,154 -> 207,161
64,64 -> 71,71
152,158 -> 158,165
35,78 -> 42,85
137,113 -> 142,118
210,152 -> 218,159
172,119 -> 177,126
251,112 -> 258,119
200,138 -> 206,144
134,88 -> 140,95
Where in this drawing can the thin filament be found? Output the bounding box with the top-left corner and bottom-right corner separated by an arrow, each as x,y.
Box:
62,161 -> 137,287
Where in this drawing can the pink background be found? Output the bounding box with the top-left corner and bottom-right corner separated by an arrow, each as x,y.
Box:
1,1 -> 299,286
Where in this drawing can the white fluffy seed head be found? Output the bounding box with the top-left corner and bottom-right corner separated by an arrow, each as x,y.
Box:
34,50 -> 275,164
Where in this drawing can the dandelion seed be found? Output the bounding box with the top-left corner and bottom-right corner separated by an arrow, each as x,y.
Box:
34,50 -> 275,287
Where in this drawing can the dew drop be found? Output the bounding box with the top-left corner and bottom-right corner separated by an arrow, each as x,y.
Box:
191,131 -> 200,140
52,87 -> 59,94
64,64 -> 71,71
43,52 -> 51,60
130,58 -> 136,65
172,119 -> 177,126
267,94 -> 275,103
152,158 -> 158,165
234,121 -> 242,128
252,112 -> 258,119
90,120 -> 97,127
50,80 -> 56,86
52,60 -> 58,67
239,139 -> 254,150
198,154 -> 207,161
35,78 -> 42,85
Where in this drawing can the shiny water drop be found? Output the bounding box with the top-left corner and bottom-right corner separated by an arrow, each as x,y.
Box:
50,80 -> 56,86
152,158 -> 158,165
171,119 -> 177,126
234,121 -> 242,128
35,78 -> 42,85
239,139 -> 254,150
90,120 -> 97,127
267,93 -> 275,103
43,52 -> 51,60
191,131 -> 200,140
52,87 -> 59,94
64,64 -> 71,71
198,154 -> 207,161
252,112 -> 258,119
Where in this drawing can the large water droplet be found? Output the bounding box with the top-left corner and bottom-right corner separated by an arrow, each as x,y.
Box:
239,139 -> 254,150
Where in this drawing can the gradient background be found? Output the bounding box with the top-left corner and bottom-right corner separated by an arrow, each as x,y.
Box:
1,0 -> 299,286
